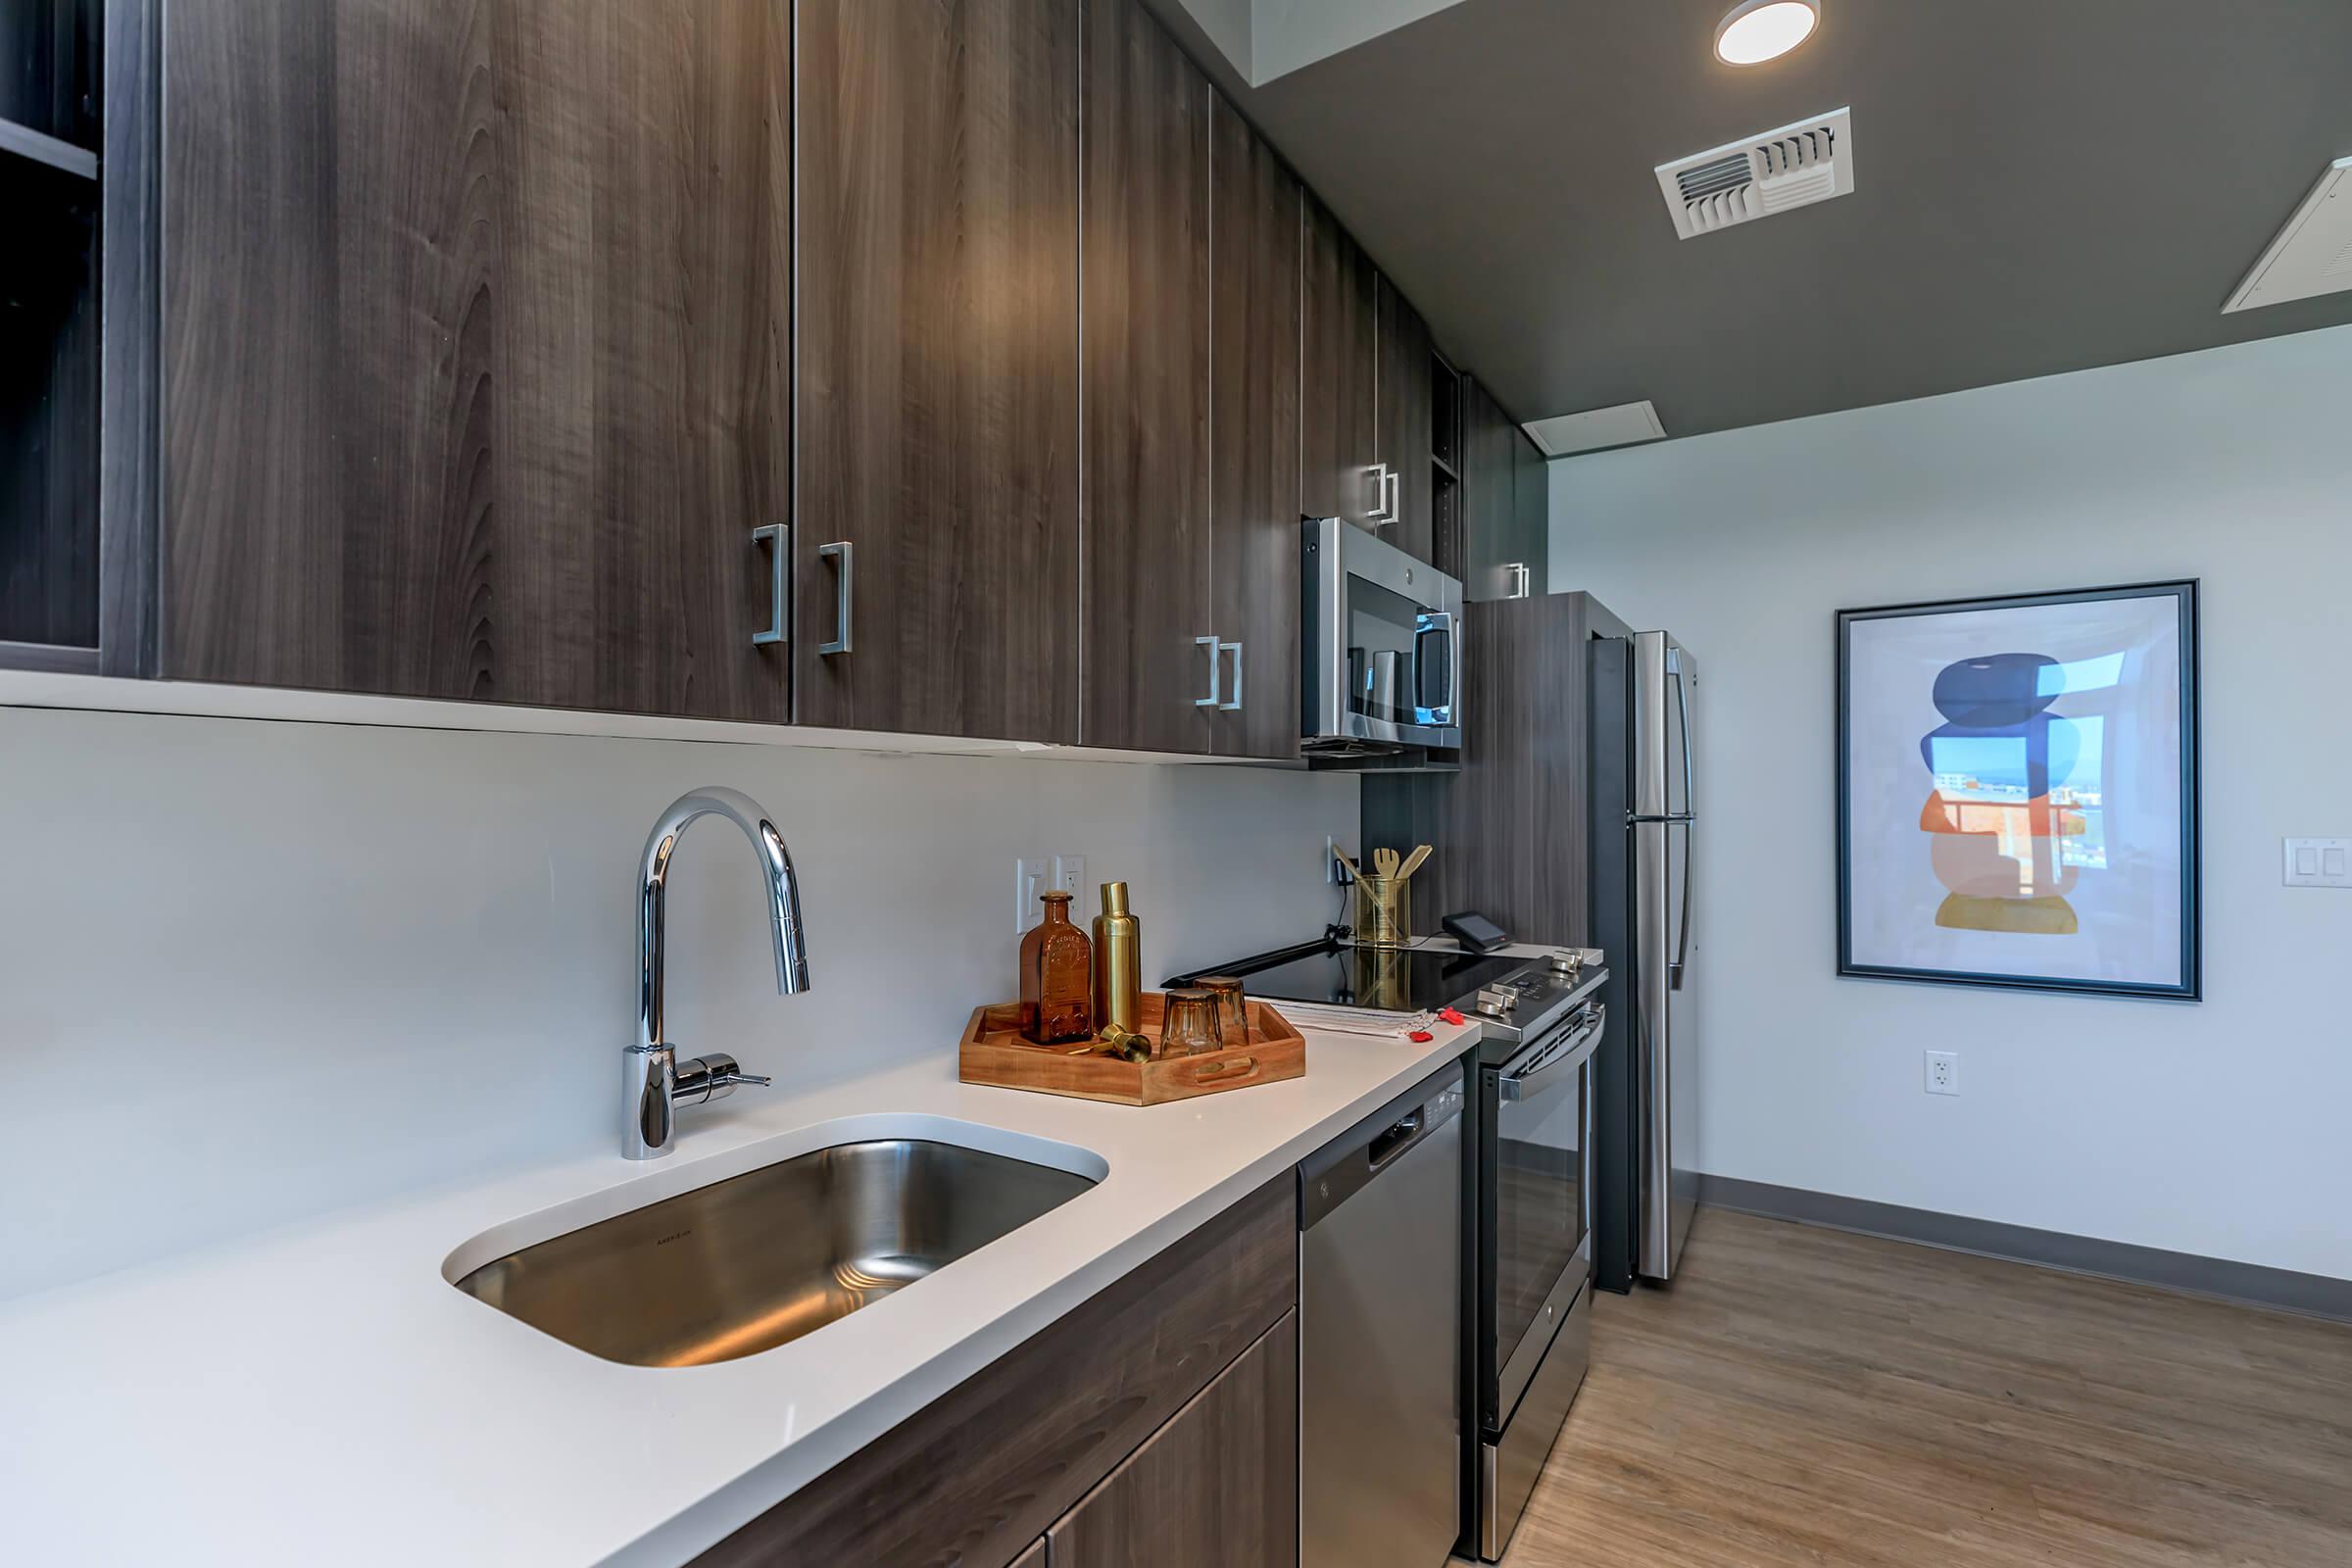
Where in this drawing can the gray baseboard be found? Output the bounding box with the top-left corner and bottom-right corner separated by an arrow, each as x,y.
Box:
1696,1173 -> 2352,1326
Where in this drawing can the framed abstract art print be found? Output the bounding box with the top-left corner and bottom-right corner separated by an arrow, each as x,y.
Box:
1837,582 -> 2200,1001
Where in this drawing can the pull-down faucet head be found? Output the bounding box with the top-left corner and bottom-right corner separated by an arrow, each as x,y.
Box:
626,787 -> 808,1159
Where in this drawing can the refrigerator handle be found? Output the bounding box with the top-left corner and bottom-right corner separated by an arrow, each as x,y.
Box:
1670,818 -> 1693,992
1670,657 -> 1694,820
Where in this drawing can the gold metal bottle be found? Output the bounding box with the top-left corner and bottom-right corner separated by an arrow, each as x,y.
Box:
1093,881 -> 1142,1035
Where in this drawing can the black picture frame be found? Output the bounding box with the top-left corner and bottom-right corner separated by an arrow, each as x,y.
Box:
1837,581 -> 2201,1002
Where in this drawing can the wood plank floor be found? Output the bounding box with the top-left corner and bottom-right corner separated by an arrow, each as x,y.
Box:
1487,1208 -> 2352,1567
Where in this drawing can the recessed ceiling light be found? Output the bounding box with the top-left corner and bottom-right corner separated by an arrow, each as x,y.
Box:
1715,0 -> 1820,66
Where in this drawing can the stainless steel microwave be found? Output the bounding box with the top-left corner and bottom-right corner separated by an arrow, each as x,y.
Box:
1300,516 -> 1463,755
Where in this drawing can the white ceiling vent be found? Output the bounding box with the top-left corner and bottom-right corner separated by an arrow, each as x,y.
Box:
2225,156 -> 2352,314
1524,401 -> 1666,459
1654,107 -> 1854,240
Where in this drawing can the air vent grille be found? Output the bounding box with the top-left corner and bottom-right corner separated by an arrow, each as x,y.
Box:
1675,153 -> 1752,204
1654,108 -> 1854,240
2224,157 -> 2352,313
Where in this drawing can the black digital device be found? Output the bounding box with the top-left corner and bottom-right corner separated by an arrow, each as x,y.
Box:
1441,910 -> 1509,953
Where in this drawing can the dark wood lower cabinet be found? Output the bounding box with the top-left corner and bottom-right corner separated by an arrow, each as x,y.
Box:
1049,1310 -> 1299,1568
1011,1542 -> 1048,1568
685,1176 -> 1297,1568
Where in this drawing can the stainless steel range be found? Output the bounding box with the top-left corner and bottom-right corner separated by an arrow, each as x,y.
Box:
1171,940 -> 1607,1561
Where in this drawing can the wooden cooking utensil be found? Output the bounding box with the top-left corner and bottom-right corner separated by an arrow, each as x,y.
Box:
1396,844 -> 1433,881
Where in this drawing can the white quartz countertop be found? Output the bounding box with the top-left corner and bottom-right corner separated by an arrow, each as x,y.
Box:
0,1011 -> 1492,1568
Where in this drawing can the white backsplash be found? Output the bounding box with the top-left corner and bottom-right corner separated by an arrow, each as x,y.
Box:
0,705 -> 1357,1299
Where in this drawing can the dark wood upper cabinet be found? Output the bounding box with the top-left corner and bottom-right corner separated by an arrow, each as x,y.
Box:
159,0 -> 792,721
1207,94 -> 1301,760
1299,193 -> 1378,529
1376,278 -> 1435,566
1512,423 -> 1551,596
797,0 -> 1081,745
1079,0 -> 1212,753
1048,1311 -> 1299,1568
1464,375 -> 1532,601
3,0 -> 123,676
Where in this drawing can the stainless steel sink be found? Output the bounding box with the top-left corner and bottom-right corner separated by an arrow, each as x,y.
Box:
454,1139 -> 1098,1367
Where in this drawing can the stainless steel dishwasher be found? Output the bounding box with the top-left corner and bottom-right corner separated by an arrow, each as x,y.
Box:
1299,1063 -> 1465,1568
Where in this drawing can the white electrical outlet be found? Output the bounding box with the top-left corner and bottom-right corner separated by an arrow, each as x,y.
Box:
1053,854 -> 1088,916
1924,1050 -> 1960,1097
1013,858 -> 1050,934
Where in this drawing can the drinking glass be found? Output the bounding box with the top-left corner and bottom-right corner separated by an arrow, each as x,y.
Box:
1195,976 -> 1250,1046
1158,988 -> 1224,1057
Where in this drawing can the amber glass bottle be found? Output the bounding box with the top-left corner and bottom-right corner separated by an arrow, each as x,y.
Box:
1020,891 -> 1096,1045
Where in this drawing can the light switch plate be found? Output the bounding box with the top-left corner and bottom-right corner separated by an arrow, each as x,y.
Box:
2283,838 -> 2352,888
1014,858 -> 1050,933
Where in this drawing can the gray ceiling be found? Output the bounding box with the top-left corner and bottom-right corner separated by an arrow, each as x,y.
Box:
1152,0 -> 2352,441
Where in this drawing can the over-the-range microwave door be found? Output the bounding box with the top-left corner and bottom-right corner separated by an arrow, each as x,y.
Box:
1300,516 -> 1463,753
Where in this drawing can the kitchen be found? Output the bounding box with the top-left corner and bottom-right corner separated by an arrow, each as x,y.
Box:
6,2 -> 2352,1566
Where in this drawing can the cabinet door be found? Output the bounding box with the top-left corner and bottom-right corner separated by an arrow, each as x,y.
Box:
1049,1311 -> 1299,1568
1299,194 -> 1378,527
798,0 -> 1081,744
1207,95 -> 1300,761
162,0 -> 792,721
1513,424 -> 1550,594
1010,1542 -> 1047,1568
1079,0 -> 1212,753
1463,377 -> 1519,602
1376,279 -> 1435,565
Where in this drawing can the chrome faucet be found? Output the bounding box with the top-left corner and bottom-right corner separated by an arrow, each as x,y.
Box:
626,787 -> 810,1159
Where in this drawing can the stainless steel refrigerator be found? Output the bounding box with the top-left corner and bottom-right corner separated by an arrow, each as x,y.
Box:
1590,629 -> 1700,1289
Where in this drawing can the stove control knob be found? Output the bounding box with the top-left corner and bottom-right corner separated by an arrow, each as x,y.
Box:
1547,950 -> 1584,977
1475,986 -> 1515,1018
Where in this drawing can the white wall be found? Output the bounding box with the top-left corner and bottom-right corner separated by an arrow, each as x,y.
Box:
1551,323 -> 2352,1282
1247,0 -> 1471,83
0,709 -> 1354,1299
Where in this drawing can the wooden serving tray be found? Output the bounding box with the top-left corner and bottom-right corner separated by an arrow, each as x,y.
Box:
958,992 -> 1305,1106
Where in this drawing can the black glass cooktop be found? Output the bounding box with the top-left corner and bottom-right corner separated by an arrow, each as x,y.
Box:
1170,941 -> 1525,1015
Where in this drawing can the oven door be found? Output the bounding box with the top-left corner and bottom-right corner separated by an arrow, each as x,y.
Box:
1302,516 -> 1463,752
1486,1004 -> 1601,1428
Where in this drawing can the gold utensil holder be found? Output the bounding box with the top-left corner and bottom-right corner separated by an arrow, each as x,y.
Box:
1354,873 -> 1411,949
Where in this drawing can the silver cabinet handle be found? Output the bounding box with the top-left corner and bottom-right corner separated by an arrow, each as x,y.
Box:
1194,634 -> 1221,707
1505,562 -> 1531,599
751,525 -> 788,646
1365,464 -> 1395,524
1385,466 -> 1401,528
1218,640 -> 1244,710
817,541 -> 853,656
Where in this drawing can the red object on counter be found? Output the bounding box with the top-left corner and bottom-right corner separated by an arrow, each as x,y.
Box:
1408,1029 -> 1435,1043
1437,1007 -> 1466,1026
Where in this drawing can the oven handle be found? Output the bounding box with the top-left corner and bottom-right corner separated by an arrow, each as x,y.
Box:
1497,1004 -> 1605,1102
